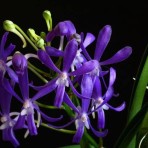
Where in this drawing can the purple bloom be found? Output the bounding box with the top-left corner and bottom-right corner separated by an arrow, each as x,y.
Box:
92,67 -> 125,129
46,74 -> 108,143
80,25 -> 132,78
45,32 -> 95,73
46,20 -> 77,42
73,74 -> 108,143
0,32 -> 15,62
0,32 -> 17,82
0,32 -> 20,147
45,20 -> 81,57
3,52 -> 63,137
0,78 -> 19,147
71,32 -> 95,70
33,39 -> 98,108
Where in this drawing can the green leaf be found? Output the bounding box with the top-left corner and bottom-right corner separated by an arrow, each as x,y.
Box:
126,48 -> 148,148
80,129 -> 98,148
136,112 -> 148,147
60,145 -> 81,148
127,56 -> 148,123
128,44 -> 148,115
113,103 -> 148,148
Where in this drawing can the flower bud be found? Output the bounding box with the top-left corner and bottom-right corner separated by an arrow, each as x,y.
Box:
36,38 -> 45,49
27,28 -> 45,49
3,20 -> 27,48
40,31 -> 46,39
12,52 -> 27,75
43,10 -> 52,31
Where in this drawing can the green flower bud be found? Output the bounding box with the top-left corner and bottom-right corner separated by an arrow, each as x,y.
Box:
27,28 -> 45,49
27,28 -> 40,42
43,10 -> 52,31
3,20 -> 15,31
3,20 -> 27,48
36,38 -> 45,49
40,31 -> 46,39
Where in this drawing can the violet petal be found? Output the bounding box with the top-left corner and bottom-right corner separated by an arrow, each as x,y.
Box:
30,77 -> 57,91
6,66 -> 18,83
46,46 -> 63,57
83,33 -> 95,48
80,32 -> 91,60
18,68 -> 29,100
27,114 -> 37,135
32,79 -> 57,101
63,93 -> 79,113
3,79 -> 23,103
5,43 -> 15,58
89,119 -> 108,137
46,22 -> 68,42
54,84 -> 65,107
0,84 -> 12,114
3,128 -> 19,147
72,121 -> 84,143
64,21 -> 76,39
69,78 -> 91,100
35,108 -> 63,122
63,39 -> 78,71
0,32 -> 9,59
109,67 -> 116,87
69,60 -> 98,76
14,115 -> 26,129
97,109 -> 105,129
107,101 -> 126,111
37,49 -> 61,73
92,76 -> 102,99
94,25 -> 112,61
81,74 -> 93,112
100,46 -> 132,65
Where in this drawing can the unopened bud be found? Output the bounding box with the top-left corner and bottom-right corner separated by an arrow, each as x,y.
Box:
3,20 -> 27,48
43,10 -> 52,31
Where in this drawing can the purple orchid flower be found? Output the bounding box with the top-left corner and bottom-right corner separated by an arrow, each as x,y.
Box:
0,77 -> 19,147
44,20 -> 81,57
79,25 -> 132,80
46,74 -> 108,143
3,52 -> 63,137
0,32 -> 15,62
73,74 -> 108,143
45,32 -> 95,60
46,20 -> 77,42
91,67 -> 125,129
32,39 -> 98,108
0,32 -> 18,82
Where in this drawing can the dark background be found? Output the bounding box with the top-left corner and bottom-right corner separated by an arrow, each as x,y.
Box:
0,1 -> 148,148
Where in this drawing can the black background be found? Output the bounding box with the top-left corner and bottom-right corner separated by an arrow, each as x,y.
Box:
0,1 -> 148,148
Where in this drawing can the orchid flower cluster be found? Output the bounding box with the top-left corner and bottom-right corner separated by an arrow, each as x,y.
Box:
0,10 -> 133,147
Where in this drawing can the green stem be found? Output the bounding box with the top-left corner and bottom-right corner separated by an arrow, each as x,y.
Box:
99,137 -> 103,148
82,129 -> 98,148
15,24 -> 38,51
35,101 -> 65,110
40,122 -> 76,134
28,62 -> 48,83
28,62 -> 51,78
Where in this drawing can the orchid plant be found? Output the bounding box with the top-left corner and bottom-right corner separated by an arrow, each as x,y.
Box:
0,10 -> 147,148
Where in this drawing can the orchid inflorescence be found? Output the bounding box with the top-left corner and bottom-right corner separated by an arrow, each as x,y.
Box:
0,10 -> 132,147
